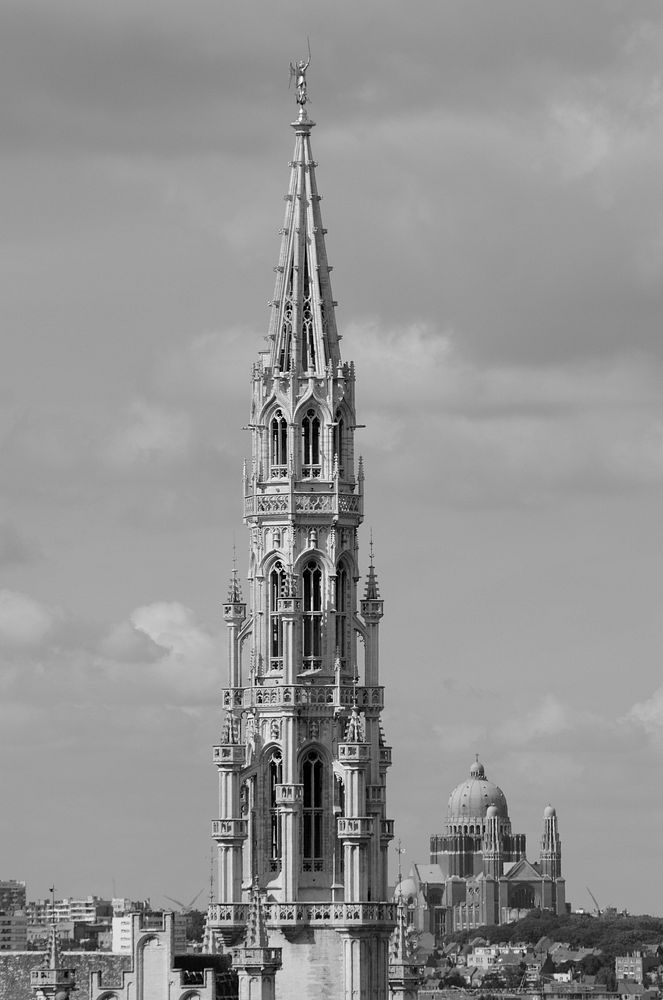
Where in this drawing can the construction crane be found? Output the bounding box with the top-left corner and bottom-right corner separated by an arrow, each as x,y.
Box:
586,886 -> 601,917
163,889 -> 204,913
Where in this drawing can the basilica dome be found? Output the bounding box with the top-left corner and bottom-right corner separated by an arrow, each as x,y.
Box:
446,758 -> 509,832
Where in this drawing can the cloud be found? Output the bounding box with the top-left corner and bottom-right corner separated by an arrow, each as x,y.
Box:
623,686 -> 663,740
0,589 -> 59,647
105,399 -> 192,467
0,520 -> 35,566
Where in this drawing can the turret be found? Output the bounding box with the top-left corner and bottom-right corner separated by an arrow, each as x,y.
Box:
30,923 -> 76,1000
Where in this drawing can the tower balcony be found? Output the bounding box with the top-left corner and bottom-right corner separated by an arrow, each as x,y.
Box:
380,819 -> 395,841
208,900 -> 396,932
212,745 -> 246,768
223,601 -> 247,624
244,488 -> 362,522
379,746 -> 392,768
275,783 -> 304,806
337,816 -> 374,840
339,743 -> 372,764
222,683 -> 384,712
232,945 -> 282,971
31,969 -> 76,990
212,818 -> 248,842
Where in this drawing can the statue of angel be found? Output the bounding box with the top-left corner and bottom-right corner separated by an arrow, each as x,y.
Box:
289,41 -> 311,105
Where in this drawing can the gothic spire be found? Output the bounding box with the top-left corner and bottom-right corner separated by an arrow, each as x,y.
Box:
245,878 -> 269,948
227,544 -> 242,603
267,78 -> 341,375
364,531 -> 381,600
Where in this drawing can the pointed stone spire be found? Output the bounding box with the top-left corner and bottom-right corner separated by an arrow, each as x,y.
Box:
223,544 -> 247,629
364,531 -> 381,600
267,69 -> 341,376
30,919 -> 76,999
388,897 -> 420,1000
227,544 -> 243,603
361,531 -> 384,625
202,907 -> 220,955
245,878 -> 269,948
45,923 -> 60,970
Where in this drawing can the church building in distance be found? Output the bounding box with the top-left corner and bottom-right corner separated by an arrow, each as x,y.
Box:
397,758 -> 565,938
206,64 -> 400,1000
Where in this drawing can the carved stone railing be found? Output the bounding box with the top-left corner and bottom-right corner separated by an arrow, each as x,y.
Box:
222,684 -> 384,711
380,819 -> 395,840
244,490 -> 362,519
275,783 -> 303,806
211,818 -> 248,841
212,745 -> 246,767
208,901 -> 396,930
338,743 -> 372,764
379,746 -> 392,767
337,816 -> 373,839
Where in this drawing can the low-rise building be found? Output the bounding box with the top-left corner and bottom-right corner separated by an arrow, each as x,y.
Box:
0,879 -> 27,913
0,908 -> 28,950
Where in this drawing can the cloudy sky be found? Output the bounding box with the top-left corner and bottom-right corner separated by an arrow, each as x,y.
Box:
1,0 -> 662,915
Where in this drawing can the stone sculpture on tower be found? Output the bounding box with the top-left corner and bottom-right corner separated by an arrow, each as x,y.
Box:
206,63 -> 396,1000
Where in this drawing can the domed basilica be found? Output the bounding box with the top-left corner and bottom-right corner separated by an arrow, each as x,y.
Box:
397,758 -> 565,937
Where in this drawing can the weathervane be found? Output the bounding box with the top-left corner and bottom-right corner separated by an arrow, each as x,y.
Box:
289,39 -> 311,106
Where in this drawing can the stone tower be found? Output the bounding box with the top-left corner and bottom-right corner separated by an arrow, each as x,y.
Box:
207,71 -> 395,1000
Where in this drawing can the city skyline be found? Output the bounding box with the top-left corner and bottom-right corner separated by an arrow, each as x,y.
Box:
1,1 -> 662,915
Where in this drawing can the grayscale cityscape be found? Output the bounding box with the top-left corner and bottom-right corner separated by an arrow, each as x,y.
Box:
1,3 -> 662,999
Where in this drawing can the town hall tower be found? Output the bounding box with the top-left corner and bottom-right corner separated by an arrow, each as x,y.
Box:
207,67 -> 396,1000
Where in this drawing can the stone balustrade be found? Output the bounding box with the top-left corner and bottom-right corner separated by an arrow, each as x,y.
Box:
212,745 -> 246,767
222,684 -> 384,711
211,818 -> 248,840
337,816 -> 373,839
208,901 -> 396,929
244,490 -> 362,518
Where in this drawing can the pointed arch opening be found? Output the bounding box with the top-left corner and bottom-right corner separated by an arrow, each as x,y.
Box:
302,559 -> 322,671
301,749 -> 324,871
269,560 -> 286,671
268,749 -> 283,870
270,409 -> 288,477
301,408 -> 321,478
335,560 -> 350,671
333,409 -> 345,478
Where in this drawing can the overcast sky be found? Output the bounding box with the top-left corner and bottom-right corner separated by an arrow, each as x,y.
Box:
1,0 -> 662,916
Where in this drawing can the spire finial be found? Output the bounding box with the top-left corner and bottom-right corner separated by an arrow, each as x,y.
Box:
289,39 -> 311,107
227,543 -> 243,603
363,531 -> 381,601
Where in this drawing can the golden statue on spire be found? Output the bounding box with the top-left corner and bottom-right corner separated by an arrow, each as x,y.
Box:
289,39 -> 311,106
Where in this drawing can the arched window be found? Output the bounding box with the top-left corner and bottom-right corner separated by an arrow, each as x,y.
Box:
302,560 -> 322,671
270,410 -> 288,476
302,409 -> 321,478
302,750 -> 324,870
333,410 -> 345,477
269,750 -> 283,869
269,561 -> 286,671
335,562 -> 349,668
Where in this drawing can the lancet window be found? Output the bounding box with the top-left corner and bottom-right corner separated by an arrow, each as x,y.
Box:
268,750 -> 283,869
302,750 -> 324,870
270,410 -> 288,477
301,253 -> 316,372
333,410 -> 345,477
335,561 -> 349,669
302,409 -> 321,478
269,561 -> 286,671
302,560 -> 322,671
